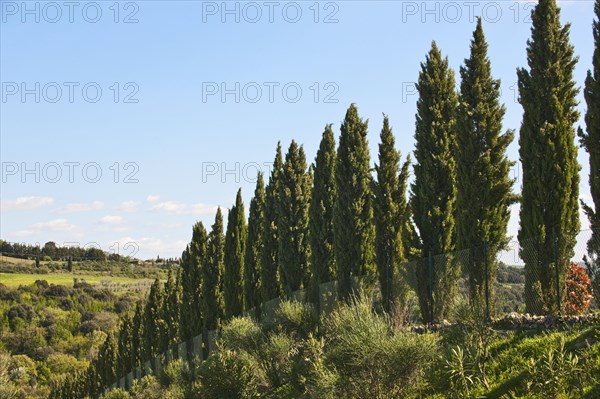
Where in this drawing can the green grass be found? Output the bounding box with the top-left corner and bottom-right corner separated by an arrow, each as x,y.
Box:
0,272 -> 147,287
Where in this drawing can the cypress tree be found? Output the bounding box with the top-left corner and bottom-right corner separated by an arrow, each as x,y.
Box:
309,125 -> 337,294
116,314 -> 132,378
517,0 -> 580,314
130,303 -> 143,369
244,173 -> 265,311
178,245 -> 193,341
373,115 -> 408,313
97,332 -> 117,388
161,269 -> 181,351
224,189 -> 247,318
143,278 -> 165,359
202,208 -> 225,332
278,140 -> 312,295
261,143 -> 284,302
189,222 -> 207,335
457,18 -> 516,311
334,104 -> 375,300
410,42 -> 459,322
579,0 -> 600,300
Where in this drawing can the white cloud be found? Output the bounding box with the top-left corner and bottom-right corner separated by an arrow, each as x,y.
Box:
13,218 -> 77,237
99,215 -> 123,225
151,201 -> 217,216
54,201 -> 104,214
111,236 -> 187,259
146,195 -> 160,203
1,196 -> 54,211
116,200 -> 140,212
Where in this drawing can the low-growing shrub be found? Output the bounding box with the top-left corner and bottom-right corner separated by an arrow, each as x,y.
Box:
272,300 -> 318,338
195,350 -> 261,399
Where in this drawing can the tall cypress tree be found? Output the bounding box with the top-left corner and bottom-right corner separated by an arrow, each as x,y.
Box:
116,314 -> 132,378
373,115 -> 408,313
517,0 -> 580,314
579,0 -> 600,301
278,140 -> 312,295
457,18 -> 516,311
161,269 -> 181,351
334,104 -> 375,300
189,222 -> 207,334
309,125 -> 337,289
97,332 -> 117,388
410,42 -> 459,322
261,143 -> 284,302
130,303 -> 143,369
178,245 -> 193,341
202,208 -> 225,332
244,173 -> 265,311
224,189 -> 247,318
143,278 -> 165,359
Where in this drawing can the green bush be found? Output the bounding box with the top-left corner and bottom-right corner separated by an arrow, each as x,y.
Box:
219,316 -> 263,354
272,300 -> 318,339
195,350 -> 260,398
130,375 -> 164,399
323,296 -> 438,398
290,335 -> 338,398
101,388 -> 132,399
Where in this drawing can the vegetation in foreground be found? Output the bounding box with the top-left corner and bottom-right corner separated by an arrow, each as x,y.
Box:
99,297 -> 600,399
0,280 -> 145,398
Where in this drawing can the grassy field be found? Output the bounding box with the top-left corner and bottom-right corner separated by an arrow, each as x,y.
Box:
0,272 -> 148,287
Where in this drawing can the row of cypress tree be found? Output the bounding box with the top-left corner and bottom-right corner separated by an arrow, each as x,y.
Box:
51,1 -> 599,396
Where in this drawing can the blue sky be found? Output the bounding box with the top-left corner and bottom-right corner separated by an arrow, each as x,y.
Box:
0,0 -> 596,260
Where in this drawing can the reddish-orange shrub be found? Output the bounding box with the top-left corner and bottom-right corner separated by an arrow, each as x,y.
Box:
565,261 -> 593,315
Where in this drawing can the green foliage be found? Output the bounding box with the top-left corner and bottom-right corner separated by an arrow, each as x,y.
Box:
290,335 -> 337,398
517,0 -> 581,314
309,125 -> 337,292
334,104 -> 375,300
224,189 -> 247,319
579,0 -> 600,306
196,350 -> 261,399
101,388 -> 132,399
219,317 -> 263,354
130,375 -> 164,399
525,337 -> 581,398
278,141 -> 312,295
261,143 -> 284,303
456,18 -> 516,312
323,296 -> 438,398
373,115 -> 411,313
271,300 -> 318,339
142,279 -> 165,359
411,41 -> 459,322
181,221 -> 207,341
445,346 -> 479,398
245,173 -> 266,311
161,269 -> 181,351
202,208 -> 225,331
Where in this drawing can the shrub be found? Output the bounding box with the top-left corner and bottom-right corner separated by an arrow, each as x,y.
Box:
219,317 -> 263,354
290,335 -> 338,398
272,300 -> 318,339
7,304 -> 34,325
44,284 -> 73,298
0,283 -> 21,302
101,388 -> 132,399
525,337 -> 581,398
565,262 -> 593,315
196,350 -> 260,398
130,375 -> 164,399
323,296 -> 438,398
